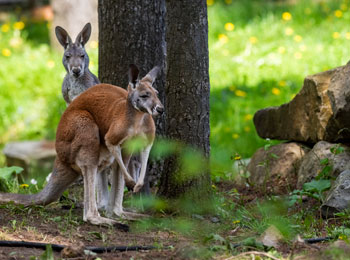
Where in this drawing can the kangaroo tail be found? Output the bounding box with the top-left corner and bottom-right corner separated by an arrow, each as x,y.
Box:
0,160 -> 79,206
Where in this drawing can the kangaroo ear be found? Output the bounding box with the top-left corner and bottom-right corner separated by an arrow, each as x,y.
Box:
143,66 -> 161,84
128,64 -> 140,88
55,26 -> 72,49
75,23 -> 92,47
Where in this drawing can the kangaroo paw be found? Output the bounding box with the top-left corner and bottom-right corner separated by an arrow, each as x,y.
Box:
125,179 -> 136,190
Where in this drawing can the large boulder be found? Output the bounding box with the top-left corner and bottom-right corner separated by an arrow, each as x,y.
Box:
247,142 -> 309,193
254,65 -> 350,143
297,141 -> 350,188
321,170 -> 350,218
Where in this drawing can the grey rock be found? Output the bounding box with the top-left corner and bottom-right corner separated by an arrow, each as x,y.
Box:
321,170 -> 350,218
247,142 -> 309,193
297,141 -> 350,188
3,141 -> 56,182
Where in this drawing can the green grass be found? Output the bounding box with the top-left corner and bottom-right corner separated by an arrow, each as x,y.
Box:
209,0 -> 350,166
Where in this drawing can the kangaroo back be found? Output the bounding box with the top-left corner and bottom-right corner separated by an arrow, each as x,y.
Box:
55,23 -> 100,104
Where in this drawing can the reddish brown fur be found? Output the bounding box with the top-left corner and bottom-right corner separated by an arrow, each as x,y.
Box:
0,66 -> 162,226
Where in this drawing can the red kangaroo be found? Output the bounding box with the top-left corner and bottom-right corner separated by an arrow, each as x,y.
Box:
0,65 -> 164,225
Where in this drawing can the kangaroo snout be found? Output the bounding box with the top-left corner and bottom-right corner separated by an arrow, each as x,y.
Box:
155,105 -> 164,115
71,66 -> 82,77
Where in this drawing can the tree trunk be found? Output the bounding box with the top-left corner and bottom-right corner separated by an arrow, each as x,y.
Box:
98,0 -> 166,190
158,0 -> 211,199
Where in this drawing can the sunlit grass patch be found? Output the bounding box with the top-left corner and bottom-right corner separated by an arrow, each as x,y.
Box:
208,0 -> 350,163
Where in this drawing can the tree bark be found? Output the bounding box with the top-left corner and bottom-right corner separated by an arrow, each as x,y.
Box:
158,0 -> 211,199
98,0 -> 166,189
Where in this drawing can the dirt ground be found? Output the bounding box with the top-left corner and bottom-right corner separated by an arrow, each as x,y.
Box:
0,182 -> 347,260
0,202 -> 193,259
0,184 -> 194,260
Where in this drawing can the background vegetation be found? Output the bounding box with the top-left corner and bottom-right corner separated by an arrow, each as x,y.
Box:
1,0 -> 350,167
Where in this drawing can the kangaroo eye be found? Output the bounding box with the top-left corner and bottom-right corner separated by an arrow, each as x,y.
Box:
81,55 -> 85,58
65,55 -> 71,59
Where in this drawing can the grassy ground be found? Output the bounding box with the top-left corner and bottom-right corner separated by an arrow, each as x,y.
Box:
1,1 -> 350,259
209,0 -> 350,173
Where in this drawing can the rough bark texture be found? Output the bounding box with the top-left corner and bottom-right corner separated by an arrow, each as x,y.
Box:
98,0 -> 166,188
50,0 -> 98,50
158,0 -> 211,199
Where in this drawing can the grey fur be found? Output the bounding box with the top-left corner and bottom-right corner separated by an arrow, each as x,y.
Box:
55,23 -> 100,104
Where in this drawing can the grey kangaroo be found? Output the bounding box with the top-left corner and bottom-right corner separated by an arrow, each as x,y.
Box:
55,22 -> 100,104
56,22 -> 108,210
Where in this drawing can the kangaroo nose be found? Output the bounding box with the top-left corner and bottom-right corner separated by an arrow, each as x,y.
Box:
72,67 -> 81,76
156,106 -> 164,115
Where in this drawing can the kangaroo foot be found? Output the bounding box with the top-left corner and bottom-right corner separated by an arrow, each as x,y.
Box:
110,209 -> 149,220
87,216 -> 117,226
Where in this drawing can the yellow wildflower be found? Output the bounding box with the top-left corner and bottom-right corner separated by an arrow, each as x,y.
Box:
232,133 -> 239,139
285,27 -> 294,36
90,40 -> 98,49
224,22 -> 234,31
339,234 -> 347,240
235,90 -> 247,97
218,34 -> 228,44
207,0 -> 214,6
294,35 -> 302,42
334,10 -> 343,18
234,155 -> 241,160
2,48 -> 11,57
1,23 -> 9,33
278,80 -> 286,87
20,184 -> 29,188
13,21 -> 25,30
333,32 -> 340,39
47,60 -> 55,68
244,126 -> 251,132
233,220 -> 241,224
249,36 -> 258,44
282,12 -> 292,21
244,114 -> 252,121
294,52 -> 302,59
272,88 -> 281,95
211,184 -> 216,189
346,32 -> 350,40
278,46 -> 286,54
